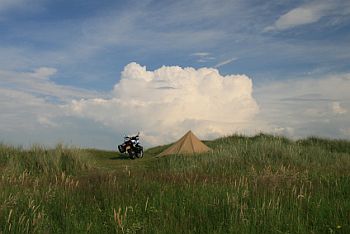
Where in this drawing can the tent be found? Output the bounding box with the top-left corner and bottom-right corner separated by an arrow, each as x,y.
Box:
158,130 -> 211,157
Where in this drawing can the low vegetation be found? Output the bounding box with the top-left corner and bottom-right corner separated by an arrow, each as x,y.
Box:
1,134 -> 350,233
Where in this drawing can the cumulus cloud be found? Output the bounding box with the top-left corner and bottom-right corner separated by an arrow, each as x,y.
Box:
69,62 -> 259,145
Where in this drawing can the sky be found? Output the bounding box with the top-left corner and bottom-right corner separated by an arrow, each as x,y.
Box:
1,0 -> 350,149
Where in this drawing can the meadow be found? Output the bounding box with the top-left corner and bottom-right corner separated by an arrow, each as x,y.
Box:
0,134 -> 350,233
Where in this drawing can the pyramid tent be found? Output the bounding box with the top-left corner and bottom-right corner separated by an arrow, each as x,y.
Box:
158,130 -> 211,157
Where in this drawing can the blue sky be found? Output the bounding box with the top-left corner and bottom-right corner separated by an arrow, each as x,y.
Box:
1,0 -> 350,149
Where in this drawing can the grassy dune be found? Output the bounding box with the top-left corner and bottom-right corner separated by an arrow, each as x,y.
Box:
1,134 -> 350,233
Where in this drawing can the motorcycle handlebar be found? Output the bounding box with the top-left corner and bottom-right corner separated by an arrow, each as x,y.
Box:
124,135 -> 139,140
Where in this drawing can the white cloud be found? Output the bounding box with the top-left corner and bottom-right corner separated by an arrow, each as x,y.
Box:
264,1 -> 347,31
68,62 -> 259,145
0,67 -> 100,101
191,52 -> 211,57
0,86 -> 119,149
191,52 -> 215,63
0,66 -> 99,138
0,87 -> 58,132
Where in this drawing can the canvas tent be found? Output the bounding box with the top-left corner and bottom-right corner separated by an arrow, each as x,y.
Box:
158,130 -> 211,157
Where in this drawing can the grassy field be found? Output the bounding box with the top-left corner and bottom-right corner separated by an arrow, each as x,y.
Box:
1,134 -> 350,233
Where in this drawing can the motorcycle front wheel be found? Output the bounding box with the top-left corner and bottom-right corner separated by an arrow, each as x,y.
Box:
136,149 -> 144,158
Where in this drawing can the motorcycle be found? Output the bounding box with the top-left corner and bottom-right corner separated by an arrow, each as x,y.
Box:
118,133 -> 144,159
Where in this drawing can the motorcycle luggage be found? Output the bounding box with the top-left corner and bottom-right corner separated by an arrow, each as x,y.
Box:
118,144 -> 125,153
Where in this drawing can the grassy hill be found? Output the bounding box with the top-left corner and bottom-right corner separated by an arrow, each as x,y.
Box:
1,134 -> 350,233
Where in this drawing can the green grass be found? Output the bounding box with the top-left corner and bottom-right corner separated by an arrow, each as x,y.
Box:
1,134 -> 350,233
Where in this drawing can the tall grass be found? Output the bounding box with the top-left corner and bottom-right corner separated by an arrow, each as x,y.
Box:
0,144 -> 89,176
1,135 -> 350,233
0,144 -> 92,233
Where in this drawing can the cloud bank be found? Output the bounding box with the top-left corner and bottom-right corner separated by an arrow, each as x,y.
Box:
1,63 -> 350,149
69,62 -> 259,145
255,73 -> 350,139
